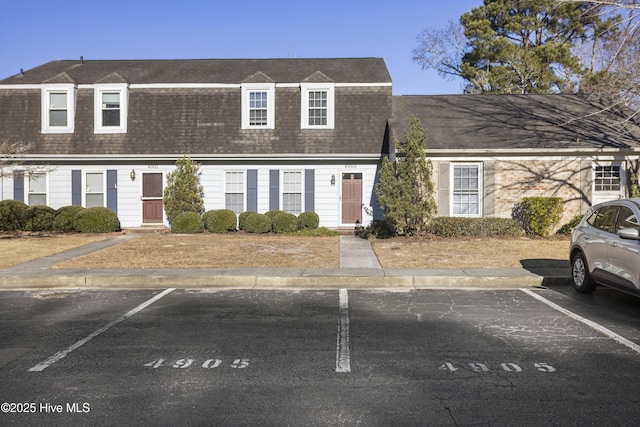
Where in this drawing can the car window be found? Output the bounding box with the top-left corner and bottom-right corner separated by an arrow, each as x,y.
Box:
587,205 -> 619,233
615,206 -> 640,233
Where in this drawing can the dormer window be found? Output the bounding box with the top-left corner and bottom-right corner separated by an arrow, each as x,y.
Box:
41,85 -> 76,133
301,83 -> 334,129
94,85 -> 128,133
242,83 -> 275,129
101,92 -> 121,127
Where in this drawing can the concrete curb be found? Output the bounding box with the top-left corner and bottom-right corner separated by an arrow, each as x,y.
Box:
0,274 -> 572,290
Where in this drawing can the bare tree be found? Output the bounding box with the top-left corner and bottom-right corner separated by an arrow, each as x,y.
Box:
560,0 -> 640,109
0,140 -> 30,178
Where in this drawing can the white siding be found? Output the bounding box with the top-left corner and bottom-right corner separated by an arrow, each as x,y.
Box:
1,162 -> 380,229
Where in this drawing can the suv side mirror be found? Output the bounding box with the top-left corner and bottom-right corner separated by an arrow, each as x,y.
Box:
618,228 -> 640,240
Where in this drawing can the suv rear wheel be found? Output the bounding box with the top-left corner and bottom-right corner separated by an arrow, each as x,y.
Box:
571,252 -> 596,293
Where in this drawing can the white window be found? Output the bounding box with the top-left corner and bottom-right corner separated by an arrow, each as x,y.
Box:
301,83 -> 334,129
593,162 -> 625,205
283,171 -> 302,214
27,172 -> 47,206
94,85 -> 128,133
242,84 -> 275,129
85,172 -> 105,208
451,163 -> 482,217
225,171 -> 244,214
41,85 -> 76,133
595,164 -> 621,192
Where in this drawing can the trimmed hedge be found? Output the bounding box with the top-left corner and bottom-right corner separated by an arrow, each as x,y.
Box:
25,205 -> 56,232
170,211 -> 204,234
519,197 -> 564,236
264,210 -> 285,221
203,209 -> 237,233
0,199 -> 28,231
74,207 -> 121,233
242,212 -> 272,234
53,206 -> 85,232
272,212 -> 298,233
426,217 -> 525,238
297,211 -> 319,230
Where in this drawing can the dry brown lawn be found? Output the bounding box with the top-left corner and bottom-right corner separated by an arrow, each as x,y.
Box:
53,233 -> 340,269
0,232 -> 570,270
0,234 -> 108,269
372,236 -> 570,269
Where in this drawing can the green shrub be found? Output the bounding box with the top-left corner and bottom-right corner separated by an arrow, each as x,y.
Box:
25,205 -> 55,232
557,214 -> 584,235
0,199 -> 28,231
238,211 -> 256,230
74,207 -> 121,233
203,209 -> 237,233
264,210 -> 285,222
272,212 -> 298,234
170,212 -> 204,234
53,206 -> 85,232
296,227 -> 340,237
519,197 -> 564,236
242,212 -> 272,234
297,211 -> 319,230
427,217 -> 524,238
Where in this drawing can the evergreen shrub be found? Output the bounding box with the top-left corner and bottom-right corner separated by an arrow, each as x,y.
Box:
272,212 -> 298,234
74,207 -> 121,233
53,206 -> 85,232
238,211 -> 255,230
297,211 -> 319,230
242,212 -> 272,234
25,205 -> 55,232
170,212 -> 204,234
203,209 -> 237,233
0,199 -> 28,231
519,197 -> 564,236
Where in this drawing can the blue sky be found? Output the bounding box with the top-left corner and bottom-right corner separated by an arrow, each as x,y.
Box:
0,0 -> 482,95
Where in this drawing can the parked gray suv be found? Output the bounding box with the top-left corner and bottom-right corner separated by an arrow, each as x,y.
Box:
570,199 -> 640,295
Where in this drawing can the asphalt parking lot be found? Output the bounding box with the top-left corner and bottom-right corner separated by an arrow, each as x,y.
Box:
2,285 -> 640,426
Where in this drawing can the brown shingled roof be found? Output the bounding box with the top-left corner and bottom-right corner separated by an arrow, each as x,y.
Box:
2,58 -> 391,85
391,94 -> 640,151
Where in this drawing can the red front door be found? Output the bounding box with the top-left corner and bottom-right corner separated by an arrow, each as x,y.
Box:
142,173 -> 164,223
342,173 -> 362,224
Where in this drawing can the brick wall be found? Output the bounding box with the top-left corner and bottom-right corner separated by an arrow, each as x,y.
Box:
432,158 -> 593,228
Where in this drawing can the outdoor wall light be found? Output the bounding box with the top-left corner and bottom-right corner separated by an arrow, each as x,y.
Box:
331,175 -> 335,186
130,169 -> 136,181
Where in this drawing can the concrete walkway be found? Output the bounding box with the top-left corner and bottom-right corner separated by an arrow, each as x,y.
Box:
0,234 -> 571,289
339,235 -> 381,269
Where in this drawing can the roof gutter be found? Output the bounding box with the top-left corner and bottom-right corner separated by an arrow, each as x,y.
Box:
15,153 -> 384,163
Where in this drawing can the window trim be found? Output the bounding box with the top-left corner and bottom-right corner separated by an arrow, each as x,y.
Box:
41,85 -> 76,133
94,84 -> 128,134
300,83 -> 335,129
25,171 -> 48,206
224,170 -> 245,214
84,170 -> 106,208
241,83 -> 275,129
450,162 -> 483,218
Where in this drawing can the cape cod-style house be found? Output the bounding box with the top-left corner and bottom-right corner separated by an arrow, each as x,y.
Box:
1,57 -> 639,229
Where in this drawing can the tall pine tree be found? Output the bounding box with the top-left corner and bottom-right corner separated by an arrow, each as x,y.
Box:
376,115 -> 437,236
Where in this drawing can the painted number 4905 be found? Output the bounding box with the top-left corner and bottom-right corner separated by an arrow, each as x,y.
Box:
144,358 -> 250,369
439,362 -> 555,373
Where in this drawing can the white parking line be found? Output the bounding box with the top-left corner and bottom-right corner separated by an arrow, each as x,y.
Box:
336,289 -> 351,373
28,288 -> 176,372
521,289 -> 640,354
